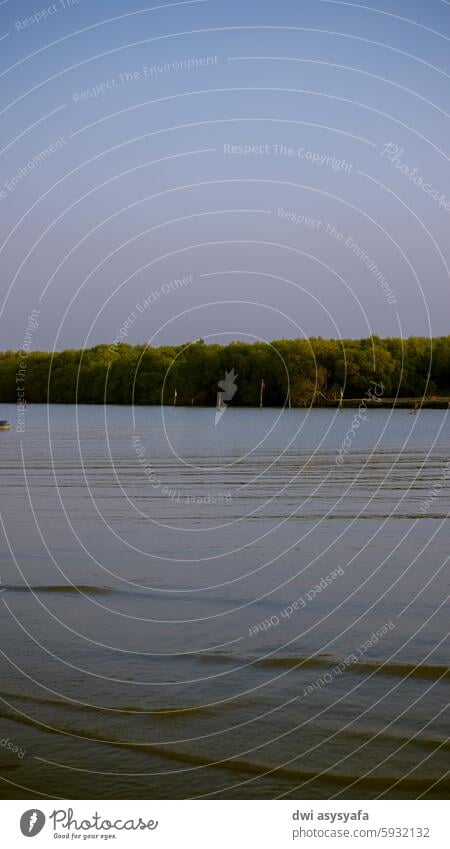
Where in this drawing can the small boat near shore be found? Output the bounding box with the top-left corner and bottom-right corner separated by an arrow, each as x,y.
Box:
0,420 -> 11,430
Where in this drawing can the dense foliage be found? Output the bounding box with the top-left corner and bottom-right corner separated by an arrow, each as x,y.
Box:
3,336 -> 450,406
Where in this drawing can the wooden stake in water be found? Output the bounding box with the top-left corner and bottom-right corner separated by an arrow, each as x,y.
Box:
260,378 -> 265,409
173,388 -> 178,406
339,387 -> 344,412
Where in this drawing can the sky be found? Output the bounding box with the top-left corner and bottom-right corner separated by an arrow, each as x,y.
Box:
0,0 -> 449,351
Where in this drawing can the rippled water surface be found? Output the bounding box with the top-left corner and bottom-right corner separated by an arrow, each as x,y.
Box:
0,404 -> 449,799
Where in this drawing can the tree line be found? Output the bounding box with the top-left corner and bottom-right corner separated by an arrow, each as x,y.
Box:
2,336 -> 449,407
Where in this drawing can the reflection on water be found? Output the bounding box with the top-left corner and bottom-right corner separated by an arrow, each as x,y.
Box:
0,404 -> 449,799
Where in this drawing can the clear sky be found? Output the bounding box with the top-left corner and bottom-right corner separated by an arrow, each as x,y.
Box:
0,0 -> 449,350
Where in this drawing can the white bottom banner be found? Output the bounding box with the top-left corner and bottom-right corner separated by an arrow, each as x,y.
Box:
0,799 -> 446,848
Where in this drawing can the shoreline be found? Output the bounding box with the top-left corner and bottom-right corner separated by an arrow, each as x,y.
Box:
324,398 -> 450,410
7,398 -> 450,409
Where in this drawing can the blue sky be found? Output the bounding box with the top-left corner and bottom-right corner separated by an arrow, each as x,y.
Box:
0,0 -> 449,349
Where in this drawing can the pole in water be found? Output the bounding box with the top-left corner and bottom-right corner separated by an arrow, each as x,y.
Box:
260,378 -> 265,409
339,387 -> 344,411
173,388 -> 177,406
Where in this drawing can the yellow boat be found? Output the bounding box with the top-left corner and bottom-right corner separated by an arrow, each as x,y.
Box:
0,420 -> 11,430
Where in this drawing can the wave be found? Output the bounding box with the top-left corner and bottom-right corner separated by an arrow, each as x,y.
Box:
353,661 -> 450,681
195,653 -> 450,681
255,655 -> 334,670
261,656 -> 449,681
347,728 -> 450,751
2,585 -> 114,595
0,706 -> 447,794
0,689 -> 240,719
194,652 -> 334,669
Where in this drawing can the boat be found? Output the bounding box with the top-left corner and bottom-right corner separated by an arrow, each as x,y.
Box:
0,420 -> 11,430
